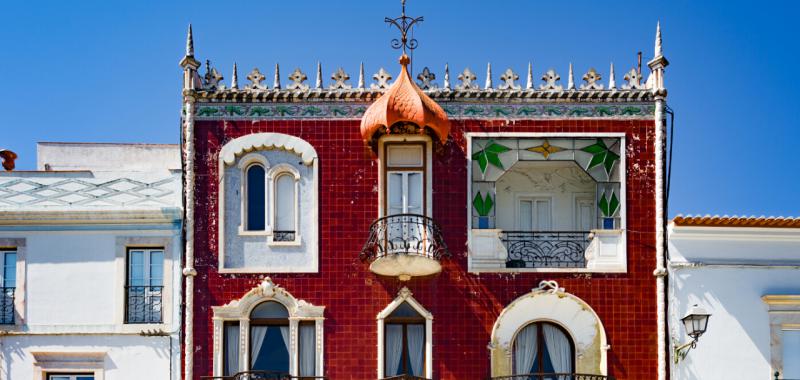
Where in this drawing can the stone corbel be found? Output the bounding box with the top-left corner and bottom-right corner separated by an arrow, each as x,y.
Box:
468,229 -> 508,270
585,229 -> 626,272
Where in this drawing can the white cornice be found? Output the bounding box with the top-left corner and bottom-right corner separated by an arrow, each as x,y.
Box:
0,209 -> 182,225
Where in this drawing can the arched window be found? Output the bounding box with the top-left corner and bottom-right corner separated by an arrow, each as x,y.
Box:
513,322 -> 575,375
245,164 -> 266,231
384,302 -> 426,377
273,172 -> 296,241
249,301 -> 290,373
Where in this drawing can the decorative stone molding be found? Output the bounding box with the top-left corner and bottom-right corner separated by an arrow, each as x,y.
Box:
763,295 -> 800,378
489,284 -> 608,377
219,133 -> 318,166
287,68 -> 309,91
371,68 -> 393,90
416,67 -> 436,90
246,68 -> 267,91
456,68 -> 478,90
330,67 -> 352,90
498,68 -> 521,90
376,287 -> 433,379
212,278 -> 325,377
32,351 -> 106,380
540,69 -> 563,91
622,68 -> 644,90
580,68 -> 604,90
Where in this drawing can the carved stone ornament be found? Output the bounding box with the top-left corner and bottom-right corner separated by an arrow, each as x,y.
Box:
580,68 -> 604,90
287,68 -> 309,91
534,280 -> 565,294
539,69 -> 563,91
371,68 -> 393,90
329,67 -> 352,90
416,67 -> 437,90
456,67 -> 479,90
203,61 -> 225,91
622,68 -> 644,90
498,68 -> 521,90
245,67 -> 267,91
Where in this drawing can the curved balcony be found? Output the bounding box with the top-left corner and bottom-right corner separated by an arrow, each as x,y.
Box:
360,214 -> 449,280
201,371 -> 327,380
491,374 -> 614,380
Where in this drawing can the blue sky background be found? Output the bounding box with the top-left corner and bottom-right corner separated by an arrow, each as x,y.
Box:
1,0 -> 798,217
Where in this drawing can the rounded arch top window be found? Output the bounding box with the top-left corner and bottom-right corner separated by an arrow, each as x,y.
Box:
513,321 -> 575,375
245,164 -> 266,231
250,301 -> 289,319
249,301 -> 290,373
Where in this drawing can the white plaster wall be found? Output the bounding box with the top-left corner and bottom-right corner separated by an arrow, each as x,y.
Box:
668,267 -> 800,379
223,149 -> 317,271
1,335 -> 173,380
495,162 -> 595,231
37,143 -> 180,172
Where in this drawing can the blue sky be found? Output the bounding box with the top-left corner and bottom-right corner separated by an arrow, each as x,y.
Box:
1,0 -> 798,217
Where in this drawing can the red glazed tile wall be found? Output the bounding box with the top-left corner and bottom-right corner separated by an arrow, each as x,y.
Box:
187,118 -> 659,379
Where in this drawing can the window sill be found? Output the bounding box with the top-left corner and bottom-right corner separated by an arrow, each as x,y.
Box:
237,228 -> 272,237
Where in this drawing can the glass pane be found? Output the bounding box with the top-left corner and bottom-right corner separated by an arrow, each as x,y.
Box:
275,174 -> 295,231
224,323 -> 241,376
3,252 -> 16,288
784,330 -> 800,377
48,377 -> 71,380
519,200 -> 532,231
251,326 -> 289,372
76,377 -> 94,380
299,324 -> 316,376
389,302 -> 421,318
149,250 -> 163,287
577,199 -> 594,231
535,199 -> 552,231
250,301 -> 289,319
407,172 -> 423,215
128,250 -> 144,286
387,145 -> 423,167
387,172 -> 404,215
246,165 -> 266,231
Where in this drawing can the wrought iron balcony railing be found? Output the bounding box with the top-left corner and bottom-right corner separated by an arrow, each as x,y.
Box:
491,374 -> 614,380
501,231 -> 591,269
360,214 -> 449,262
273,231 -> 296,242
0,287 -> 14,325
381,375 -> 431,380
125,285 -> 163,324
201,371 -> 327,380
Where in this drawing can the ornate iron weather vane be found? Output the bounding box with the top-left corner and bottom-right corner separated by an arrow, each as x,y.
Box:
385,0 -> 423,54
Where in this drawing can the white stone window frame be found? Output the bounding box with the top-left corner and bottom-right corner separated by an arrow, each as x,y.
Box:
218,133 -> 319,273
465,132 -> 627,274
763,295 -> 800,378
211,278 -> 325,377
267,163 -> 302,246
32,351 -> 106,380
0,238 -> 25,330
237,153 -> 271,236
377,135 -> 433,218
114,236 -> 175,333
489,281 -> 609,377
376,287 -> 433,379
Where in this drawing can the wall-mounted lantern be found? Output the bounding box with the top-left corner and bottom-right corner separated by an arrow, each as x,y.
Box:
674,304 -> 711,363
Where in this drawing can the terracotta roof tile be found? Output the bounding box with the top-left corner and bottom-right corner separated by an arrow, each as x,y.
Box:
672,214 -> 800,228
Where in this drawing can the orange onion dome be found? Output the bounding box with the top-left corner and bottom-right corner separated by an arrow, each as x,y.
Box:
360,54 -> 451,144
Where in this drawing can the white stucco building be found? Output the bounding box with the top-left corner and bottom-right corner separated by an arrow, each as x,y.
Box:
668,215 -> 800,380
0,143 -> 183,380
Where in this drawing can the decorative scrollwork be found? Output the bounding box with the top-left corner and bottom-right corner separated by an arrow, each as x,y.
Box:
384,0 -> 424,54
0,287 -> 14,324
502,231 -> 589,268
360,214 -> 449,262
125,286 -> 163,324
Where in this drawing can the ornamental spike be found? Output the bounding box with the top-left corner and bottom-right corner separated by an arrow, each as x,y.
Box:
567,62 -> 575,90
358,62 -> 365,89
273,63 -> 281,89
315,61 -> 323,89
608,62 -> 616,89
185,24 -> 194,57
443,63 -> 451,90
485,62 -> 493,89
231,62 -> 239,89
526,62 -> 533,90
655,21 -> 663,58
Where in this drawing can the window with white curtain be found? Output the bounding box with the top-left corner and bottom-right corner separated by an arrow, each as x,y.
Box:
249,301 -> 291,373
384,302 -> 426,377
513,322 -> 574,375
245,164 -> 266,231
273,172 -> 296,241
224,322 -> 240,376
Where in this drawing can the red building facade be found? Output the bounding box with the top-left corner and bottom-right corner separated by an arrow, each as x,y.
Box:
180,18 -> 669,380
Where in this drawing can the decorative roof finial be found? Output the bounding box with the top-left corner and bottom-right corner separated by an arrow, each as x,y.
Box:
443,63 -> 451,90
655,21 -> 663,58
608,62 -> 616,90
0,149 -> 17,171
485,62 -> 493,90
231,62 -> 239,90
385,0 -> 424,55
186,24 -> 194,57
567,63 -> 575,90
273,63 -> 281,90
526,62 -> 533,90
315,61 -> 323,89
358,62 -> 365,89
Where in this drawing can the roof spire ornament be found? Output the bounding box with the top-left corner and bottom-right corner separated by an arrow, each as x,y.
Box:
185,24 -> 194,57
443,63 -> 451,90
608,62 -> 617,90
526,62 -> 533,90
315,61 -> 323,89
385,0 -> 424,55
647,21 -> 669,90
485,63 -> 493,90
273,63 -> 281,90
358,62 -> 365,89
655,21 -> 663,58
231,62 -> 239,90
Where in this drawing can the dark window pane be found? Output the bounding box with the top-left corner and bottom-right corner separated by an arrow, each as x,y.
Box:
247,165 -> 266,231
389,302 -> 421,318
251,327 -> 289,372
250,301 -> 289,319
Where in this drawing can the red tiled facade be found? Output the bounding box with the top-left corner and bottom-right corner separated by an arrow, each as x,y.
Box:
186,117 -> 659,379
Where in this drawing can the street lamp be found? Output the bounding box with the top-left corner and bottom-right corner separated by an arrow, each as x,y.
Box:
674,304 -> 711,363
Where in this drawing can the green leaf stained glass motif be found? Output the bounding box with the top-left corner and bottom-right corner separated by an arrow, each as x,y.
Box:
582,139 -> 620,175
472,192 -> 494,216
472,140 -> 511,173
598,191 -> 620,217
